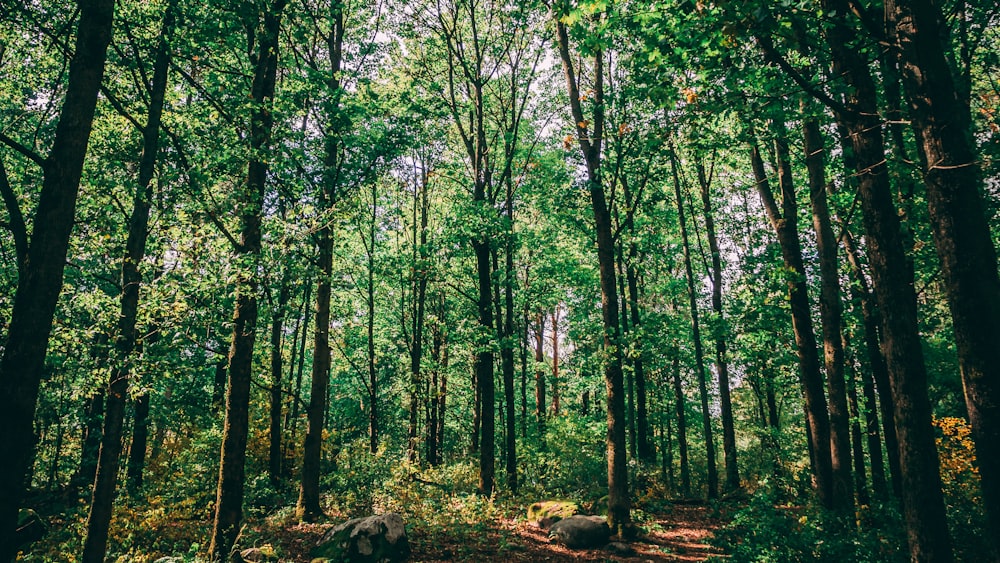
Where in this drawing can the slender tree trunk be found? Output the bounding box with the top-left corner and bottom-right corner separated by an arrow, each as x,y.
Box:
671,150 -> 717,500
81,3 -> 172,559
617,248 -> 636,459
268,274 -> 290,486
534,312 -> 546,434
297,0 -> 341,522
126,392 -> 150,495
843,231 -> 899,498
802,113 -> 852,509
844,332 -> 870,506
696,159 -> 737,491
0,2 -> 115,556
209,4 -> 285,558
671,350 -> 691,498
892,0 -> 1000,546
408,164 -> 430,464
555,11 -> 629,530
551,309 -> 560,415
749,117 -> 833,508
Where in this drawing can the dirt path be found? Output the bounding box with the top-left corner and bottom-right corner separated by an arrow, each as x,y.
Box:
408,504 -> 726,562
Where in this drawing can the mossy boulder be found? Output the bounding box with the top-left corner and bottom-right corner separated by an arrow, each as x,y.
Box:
311,513 -> 410,563
527,500 -> 580,530
548,515 -> 611,549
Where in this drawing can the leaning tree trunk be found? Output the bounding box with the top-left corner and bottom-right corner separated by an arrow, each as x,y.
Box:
892,0 -> 1000,547
82,4 -> 173,560
0,1 -> 115,557
802,113 -> 852,509
209,2 -> 285,558
749,117 -> 833,509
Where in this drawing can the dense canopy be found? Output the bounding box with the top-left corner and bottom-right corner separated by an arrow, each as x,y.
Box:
1,0 -> 998,561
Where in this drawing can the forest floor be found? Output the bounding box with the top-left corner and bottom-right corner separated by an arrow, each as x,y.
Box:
265,503 -> 728,562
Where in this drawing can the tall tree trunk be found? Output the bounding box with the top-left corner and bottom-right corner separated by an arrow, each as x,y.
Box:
0,1 -> 115,556
268,274 -> 291,486
696,158 -> 737,491
82,6 -> 172,560
297,0 -> 342,522
502,202 -> 518,493
366,185 -> 379,454
749,117 -> 833,508
555,10 -> 629,530
807,2 -> 955,555
408,162 -> 430,464
671,349 -> 691,498
534,312 -> 546,434
210,3 -> 285,558
550,309 -> 560,415
843,231 -> 899,498
819,2 -> 953,556
802,113 -> 853,509
844,332 -> 871,506
892,0 -> 1000,545
671,150 -> 717,500
617,247 -> 636,459
126,392 -> 150,495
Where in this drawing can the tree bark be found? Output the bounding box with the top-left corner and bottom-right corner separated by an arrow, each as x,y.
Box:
802,113 -> 853,509
126,392 -> 150,495
892,0 -> 1000,546
534,312 -> 546,434
816,2 -> 954,556
671,150 -> 717,500
671,348 -> 691,498
82,4 -> 172,560
696,158 -> 737,491
0,1 -> 115,557
268,273 -> 291,486
297,0 -> 341,522
210,2 -> 285,558
554,10 -> 629,530
749,117 -> 833,508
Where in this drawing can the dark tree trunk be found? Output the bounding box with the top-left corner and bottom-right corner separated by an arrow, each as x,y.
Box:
844,332 -> 870,506
209,2 -> 285,558
0,1 -> 115,556
268,274 -> 291,486
408,163 -> 430,464
617,247 -> 636,460
534,312 -> 546,434
82,6 -> 172,558
749,117 -> 833,508
696,159 -> 737,491
474,236 -> 496,496
843,231 -> 899,498
74,390 -> 105,491
819,2 -> 953,555
671,350 -> 691,498
802,114 -> 853,509
671,150 -> 717,500
551,309 -> 560,415
555,12 -> 629,530
892,0 -> 1000,546
126,392 -> 150,495
297,0 -> 341,522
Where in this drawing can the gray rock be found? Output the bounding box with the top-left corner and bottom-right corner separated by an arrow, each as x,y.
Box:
312,513 -> 410,563
548,515 -> 611,549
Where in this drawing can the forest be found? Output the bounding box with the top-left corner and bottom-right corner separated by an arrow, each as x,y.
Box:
0,0 -> 998,561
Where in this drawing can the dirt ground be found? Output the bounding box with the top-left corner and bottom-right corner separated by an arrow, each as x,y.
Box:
271,504 -> 726,562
